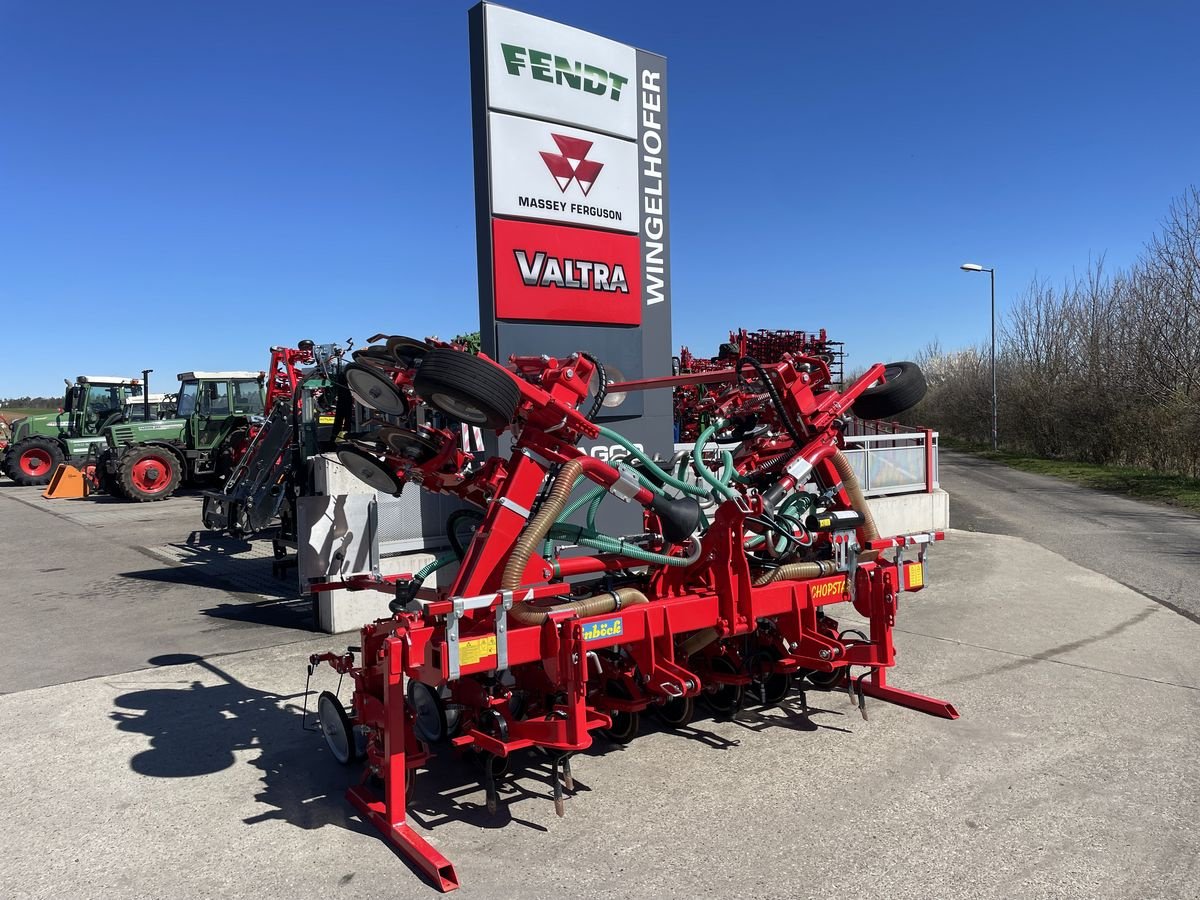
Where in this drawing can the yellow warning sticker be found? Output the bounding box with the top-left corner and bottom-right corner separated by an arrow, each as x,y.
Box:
907,562 -> 924,589
459,635 -> 497,666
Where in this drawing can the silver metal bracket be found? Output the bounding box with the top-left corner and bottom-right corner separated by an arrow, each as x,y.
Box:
498,496 -> 531,519
608,463 -> 642,503
445,590 -> 523,680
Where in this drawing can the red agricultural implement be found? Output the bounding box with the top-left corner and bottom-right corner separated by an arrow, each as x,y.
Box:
675,327 -> 845,441
308,338 -> 954,892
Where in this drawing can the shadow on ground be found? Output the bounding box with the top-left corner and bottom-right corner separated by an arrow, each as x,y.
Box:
111,654 -> 852,882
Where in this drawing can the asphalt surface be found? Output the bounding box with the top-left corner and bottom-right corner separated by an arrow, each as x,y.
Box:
0,483 -> 312,694
940,450 -> 1200,623
1,467 -> 1198,898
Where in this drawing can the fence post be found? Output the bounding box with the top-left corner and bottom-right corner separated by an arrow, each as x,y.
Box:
924,428 -> 934,493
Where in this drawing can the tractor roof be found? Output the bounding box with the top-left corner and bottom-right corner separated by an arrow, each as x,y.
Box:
124,393 -> 168,404
176,371 -> 263,381
76,375 -> 139,385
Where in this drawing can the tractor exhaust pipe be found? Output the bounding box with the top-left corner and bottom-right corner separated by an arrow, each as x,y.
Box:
142,369 -> 153,422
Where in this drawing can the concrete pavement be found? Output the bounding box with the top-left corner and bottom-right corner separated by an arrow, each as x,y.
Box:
1,529 -> 1197,899
940,450 -> 1200,623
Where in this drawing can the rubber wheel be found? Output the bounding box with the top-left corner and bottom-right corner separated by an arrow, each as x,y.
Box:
335,444 -> 403,495
7,437 -> 64,486
414,348 -> 520,429
752,648 -> 792,708
317,691 -> 359,765
344,363 -> 409,416
851,361 -> 927,420
657,694 -> 694,728
805,668 -> 843,689
702,656 -> 744,717
385,335 -> 430,368
601,680 -> 640,744
119,446 -> 182,501
407,680 -> 448,744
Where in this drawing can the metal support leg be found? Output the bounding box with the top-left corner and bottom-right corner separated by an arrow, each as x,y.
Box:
347,635 -> 460,892
860,667 -> 959,720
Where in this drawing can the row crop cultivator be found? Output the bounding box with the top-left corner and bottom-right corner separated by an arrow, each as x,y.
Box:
675,328 -> 845,441
308,337 -> 955,892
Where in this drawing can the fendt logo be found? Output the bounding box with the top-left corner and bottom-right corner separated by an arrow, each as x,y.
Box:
514,250 -> 628,293
500,43 -> 628,101
541,134 -> 603,196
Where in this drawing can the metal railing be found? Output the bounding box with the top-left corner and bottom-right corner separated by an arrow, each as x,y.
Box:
842,429 -> 938,497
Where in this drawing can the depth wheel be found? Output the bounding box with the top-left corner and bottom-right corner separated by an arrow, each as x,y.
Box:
414,348 -> 520,429
702,656 -> 744,717
601,680 -> 640,744
752,648 -> 792,708
657,694 -> 694,729
7,437 -> 64,486
344,363 -> 409,416
119,446 -> 182,501
317,691 -> 360,765
335,444 -> 403,495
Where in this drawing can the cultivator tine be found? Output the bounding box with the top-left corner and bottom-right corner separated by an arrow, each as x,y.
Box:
561,754 -> 575,793
551,756 -> 566,818
855,670 -> 874,721
484,756 -> 499,816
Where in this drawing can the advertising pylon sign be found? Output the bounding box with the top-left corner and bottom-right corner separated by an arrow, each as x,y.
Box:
470,1 -> 671,456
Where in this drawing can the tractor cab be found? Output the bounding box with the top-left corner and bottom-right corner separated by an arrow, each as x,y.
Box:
174,372 -> 265,452
64,376 -> 142,435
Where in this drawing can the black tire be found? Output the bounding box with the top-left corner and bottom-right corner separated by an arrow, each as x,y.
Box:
95,450 -> 126,496
851,361 -> 927,420
414,348 -> 521,429
657,694 -> 694,728
335,444 -> 403,495
752,648 -> 792,708
119,445 -> 183,502
702,656 -> 744,718
7,437 -> 65,486
344,362 -> 409,416
317,691 -> 359,765
601,680 -> 640,745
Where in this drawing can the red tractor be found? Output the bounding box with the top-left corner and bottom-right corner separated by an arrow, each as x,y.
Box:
309,337 -> 949,892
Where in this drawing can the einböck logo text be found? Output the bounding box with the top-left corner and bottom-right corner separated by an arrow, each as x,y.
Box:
582,617 -> 623,642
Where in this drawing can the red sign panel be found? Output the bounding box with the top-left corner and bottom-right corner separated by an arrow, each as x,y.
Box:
492,219 -> 641,325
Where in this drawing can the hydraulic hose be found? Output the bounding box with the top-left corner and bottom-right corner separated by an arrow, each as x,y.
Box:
548,523 -> 699,567
752,558 -> 841,586
831,449 -> 880,563
597,425 -> 710,498
508,585 -> 649,626
692,423 -> 739,502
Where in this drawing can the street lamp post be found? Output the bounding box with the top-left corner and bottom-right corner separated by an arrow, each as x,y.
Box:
961,263 -> 997,451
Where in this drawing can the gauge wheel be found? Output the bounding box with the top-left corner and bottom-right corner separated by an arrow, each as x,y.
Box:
702,656 -> 744,717
851,361 -> 927,420
344,362 -> 409,416
657,693 -> 694,728
600,680 -> 640,744
413,348 -> 520,429
752,648 -> 792,708
119,446 -> 182,501
317,691 -> 360,765
805,668 -> 843,689
376,426 -> 441,464
385,335 -> 431,368
407,680 -> 448,744
335,444 -> 403,495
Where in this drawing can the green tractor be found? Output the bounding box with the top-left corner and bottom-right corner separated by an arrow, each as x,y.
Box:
1,375 -> 146,486
101,371 -> 265,502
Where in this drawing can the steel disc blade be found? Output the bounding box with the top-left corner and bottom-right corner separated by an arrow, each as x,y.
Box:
385,335 -> 431,368
335,444 -> 402,494
345,364 -> 408,416
377,427 -> 441,463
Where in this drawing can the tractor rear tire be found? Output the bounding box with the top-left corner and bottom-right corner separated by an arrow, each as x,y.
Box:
851,361 -> 927,420
119,446 -> 182,502
413,348 -> 520,429
7,437 -> 65,486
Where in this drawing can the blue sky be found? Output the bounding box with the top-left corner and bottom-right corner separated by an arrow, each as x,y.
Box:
2,1 -> 1198,396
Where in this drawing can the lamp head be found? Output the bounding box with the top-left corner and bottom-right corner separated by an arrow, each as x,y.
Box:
960,263 -> 985,272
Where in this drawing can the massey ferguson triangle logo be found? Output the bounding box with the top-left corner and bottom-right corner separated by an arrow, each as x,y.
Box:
541,134 -> 603,196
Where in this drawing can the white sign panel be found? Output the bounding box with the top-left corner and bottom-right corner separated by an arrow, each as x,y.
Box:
488,112 -> 638,234
484,4 -> 637,139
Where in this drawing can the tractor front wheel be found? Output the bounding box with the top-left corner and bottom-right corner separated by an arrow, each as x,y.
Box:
119,446 -> 182,502
6,437 -> 65,486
